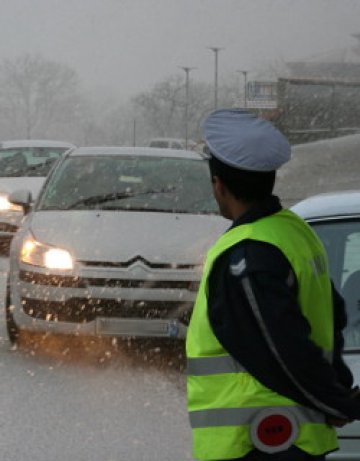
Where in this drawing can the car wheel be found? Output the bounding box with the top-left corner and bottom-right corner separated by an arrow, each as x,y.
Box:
5,281 -> 19,344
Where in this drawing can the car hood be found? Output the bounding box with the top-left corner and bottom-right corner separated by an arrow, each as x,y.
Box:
0,177 -> 45,199
29,210 -> 228,264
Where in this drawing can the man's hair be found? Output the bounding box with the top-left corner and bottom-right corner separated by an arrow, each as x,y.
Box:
208,154 -> 276,202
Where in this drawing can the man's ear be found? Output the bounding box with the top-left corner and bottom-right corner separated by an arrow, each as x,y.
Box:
212,175 -> 226,197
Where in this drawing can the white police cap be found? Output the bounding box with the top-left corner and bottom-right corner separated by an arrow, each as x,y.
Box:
202,109 -> 291,171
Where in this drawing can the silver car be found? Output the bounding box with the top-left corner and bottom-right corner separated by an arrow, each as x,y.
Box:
292,190 -> 360,460
6,146 -> 227,343
0,140 -> 76,253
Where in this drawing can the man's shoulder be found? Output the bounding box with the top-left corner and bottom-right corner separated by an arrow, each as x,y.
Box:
214,239 -> 292,277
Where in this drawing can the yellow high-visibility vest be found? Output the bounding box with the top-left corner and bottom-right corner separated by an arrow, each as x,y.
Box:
186,209 -> 338,460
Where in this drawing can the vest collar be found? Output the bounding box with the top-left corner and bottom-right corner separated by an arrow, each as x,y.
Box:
231,194 -> 282,229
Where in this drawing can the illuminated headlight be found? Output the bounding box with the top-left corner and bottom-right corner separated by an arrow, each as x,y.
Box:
21,236 -> 74,270
0,195 -> 22,212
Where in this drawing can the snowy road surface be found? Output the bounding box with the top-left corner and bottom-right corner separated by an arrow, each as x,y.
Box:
0,258 -> 193,461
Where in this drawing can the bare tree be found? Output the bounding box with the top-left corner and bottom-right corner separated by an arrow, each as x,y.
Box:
132,75 -> 185,139
132,74 -> 217,143
0,54 -> 82,139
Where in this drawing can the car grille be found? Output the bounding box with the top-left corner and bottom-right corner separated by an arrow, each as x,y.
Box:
19,270 -> 199,291
0,222 -> 17,256
78,256 -> 197,270
0,223 -> 18,233
0,236 -> 12,254
20,271 -> 86,288
21,297 -> 193,324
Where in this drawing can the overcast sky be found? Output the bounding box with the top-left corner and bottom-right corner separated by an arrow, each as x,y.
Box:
0,0 -> 359,98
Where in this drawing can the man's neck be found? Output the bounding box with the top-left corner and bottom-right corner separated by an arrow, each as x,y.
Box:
229,199 -> 255,221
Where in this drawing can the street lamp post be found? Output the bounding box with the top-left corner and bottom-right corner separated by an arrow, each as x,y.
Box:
208,47 -> 223,109
132,119 -> 136,147
237,70 -> 248,108
179,66 -> 196,150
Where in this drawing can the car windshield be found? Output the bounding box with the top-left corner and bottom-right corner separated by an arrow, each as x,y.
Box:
0,147 -> 69,177
37,154 -> 219,214
311,219 -> 360,349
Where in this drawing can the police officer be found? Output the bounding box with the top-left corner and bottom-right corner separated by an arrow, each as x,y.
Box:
186,109 -> 360,461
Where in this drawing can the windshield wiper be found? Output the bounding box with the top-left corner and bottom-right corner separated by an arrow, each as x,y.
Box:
65,187 -> 175,210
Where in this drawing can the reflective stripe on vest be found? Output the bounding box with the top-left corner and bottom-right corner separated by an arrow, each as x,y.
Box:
189,404 -> 325,428
187,355 -> 247,375
187,352 -> 332,375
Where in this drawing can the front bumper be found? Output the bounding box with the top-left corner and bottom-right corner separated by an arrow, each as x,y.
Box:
326,421 -> 360,460
327,438 -> 360,460
11,260 -> 199,339
0,210 -> 23,253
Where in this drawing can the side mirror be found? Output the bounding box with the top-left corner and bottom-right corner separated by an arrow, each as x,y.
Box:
8,189 -> 33,215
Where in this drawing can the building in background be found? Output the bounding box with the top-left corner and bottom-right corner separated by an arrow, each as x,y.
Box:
246,34 -> 360,144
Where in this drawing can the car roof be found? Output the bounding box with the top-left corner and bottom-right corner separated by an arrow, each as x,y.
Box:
0,140 -> 76,149
68,146 -> 204,160
291,190 -> 360,220
149,137 -> 186,143
148,137 -> 197,146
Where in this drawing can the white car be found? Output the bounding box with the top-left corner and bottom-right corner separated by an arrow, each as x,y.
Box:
147,137 -> 196,150
292,191 -> 360,460
0,140 -> 76,253
6,146 -> 227,343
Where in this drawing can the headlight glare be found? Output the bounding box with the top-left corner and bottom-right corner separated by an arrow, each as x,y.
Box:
0,195 -> 22,212
21,236 -> 74,270
44,248 -> 73,270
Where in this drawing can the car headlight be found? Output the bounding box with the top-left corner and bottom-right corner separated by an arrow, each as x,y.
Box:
21,236 -> 74,270
0,194 -> 22,212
